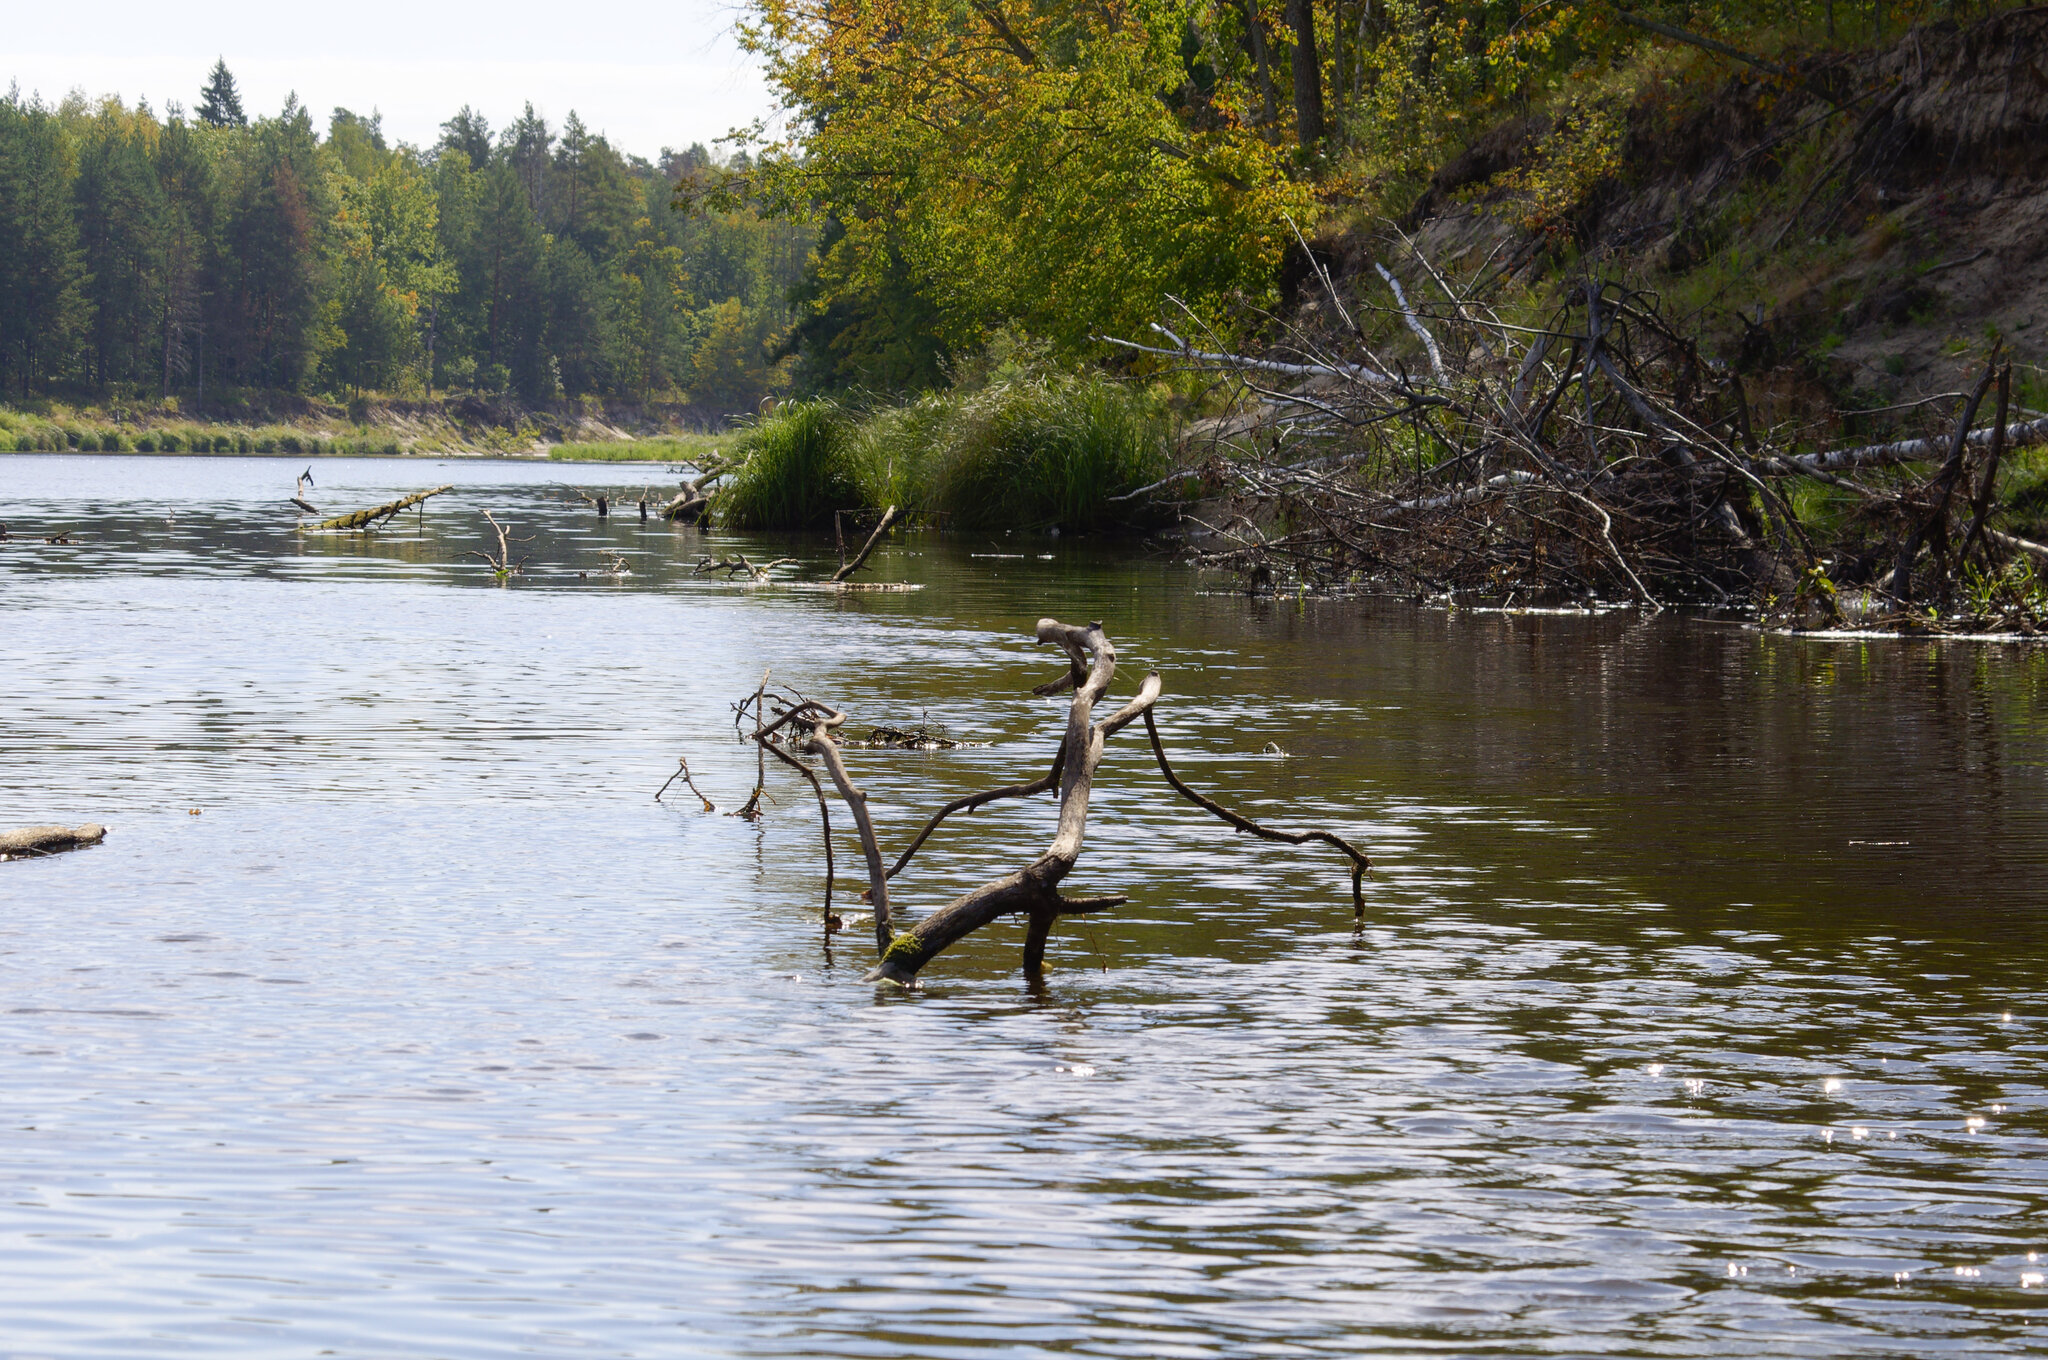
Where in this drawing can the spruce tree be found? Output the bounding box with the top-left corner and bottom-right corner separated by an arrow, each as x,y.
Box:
197,59 -> 246,128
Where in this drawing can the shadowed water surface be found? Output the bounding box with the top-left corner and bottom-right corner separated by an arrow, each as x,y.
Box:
2,454 -> 2046,1357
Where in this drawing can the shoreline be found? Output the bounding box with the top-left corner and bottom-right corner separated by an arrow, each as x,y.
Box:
0,448 -> 685,465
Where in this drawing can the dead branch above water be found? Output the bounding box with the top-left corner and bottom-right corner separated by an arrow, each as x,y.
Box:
664,621 -> 1373,985
832,505 -> 901,582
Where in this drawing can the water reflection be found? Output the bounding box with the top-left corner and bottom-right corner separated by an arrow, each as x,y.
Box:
1,454 -> 2045,1356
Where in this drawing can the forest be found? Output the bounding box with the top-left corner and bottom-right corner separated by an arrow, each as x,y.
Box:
0,62 -> 810,414
724,0 -> 1978,372
2,4 -> 2029,406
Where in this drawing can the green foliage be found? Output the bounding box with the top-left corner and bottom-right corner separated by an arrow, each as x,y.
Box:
0,86 -> 811,412
714,401 -> 861,529
735,0 -> 1312,371
1962,556 -> 2048,626
850,375 -> 1170,531
0,95 -> 90,397
728,0 -> 2006,389
197,60 -> 247,130
714,361 -> 1169,532
689,298 -> 785,416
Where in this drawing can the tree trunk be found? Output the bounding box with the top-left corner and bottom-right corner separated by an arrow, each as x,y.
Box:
1285,0 -> 1325,147
1243,0 -> 1280,126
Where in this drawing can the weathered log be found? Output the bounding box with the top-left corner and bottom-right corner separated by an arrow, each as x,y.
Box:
695,553 -> 795,582
304,484 -> 453,532
1772,417 -> 2048,477
663,461 -> 728,522
1,823 -> 107,861
1377,263 -> 1446,383
1990,527 -> 2048,561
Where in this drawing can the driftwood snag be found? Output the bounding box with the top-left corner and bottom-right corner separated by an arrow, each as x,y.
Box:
1,823 -> 107,861
676,619 -> 1371,986
304,484 -> 453,532
662,461 -> 728,524
866,620 -> 1159,983
831,505 -> 900,583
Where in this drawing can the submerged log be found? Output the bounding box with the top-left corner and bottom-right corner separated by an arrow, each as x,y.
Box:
304,484 -> 454,532
1,823 -> 107,861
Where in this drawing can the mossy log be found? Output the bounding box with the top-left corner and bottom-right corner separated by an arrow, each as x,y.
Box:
1,823 -> 107,861
303,484 -> 454,532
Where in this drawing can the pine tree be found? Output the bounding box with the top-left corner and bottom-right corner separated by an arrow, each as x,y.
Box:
437,107 -> 492,172
0,94 -> 91,395
73,102 -> 169,388
197,59 -> 246,128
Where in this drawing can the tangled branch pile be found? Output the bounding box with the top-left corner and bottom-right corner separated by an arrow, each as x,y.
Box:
1124,257 -> 2048,629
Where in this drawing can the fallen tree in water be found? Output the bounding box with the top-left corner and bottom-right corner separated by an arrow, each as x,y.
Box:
1,823 -> 107,861
665,620 -> 1369,984
302,484 -> 454,532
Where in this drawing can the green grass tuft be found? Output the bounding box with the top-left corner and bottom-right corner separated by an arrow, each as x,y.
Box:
921,377 -> 1169,531
714,402 -> 863,530
712,378 -> 1170,532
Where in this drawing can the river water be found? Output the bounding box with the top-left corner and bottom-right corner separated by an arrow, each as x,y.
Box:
3,453 -> 2046,1357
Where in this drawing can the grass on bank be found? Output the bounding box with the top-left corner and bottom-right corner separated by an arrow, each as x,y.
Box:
714,375 -> 1172,532
0,415 -> 405,455
547,435 -> 726,464
0,408 -> 719,461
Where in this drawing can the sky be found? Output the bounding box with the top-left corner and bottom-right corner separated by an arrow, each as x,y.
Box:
5,0 -> 780,161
